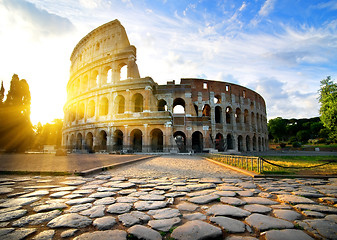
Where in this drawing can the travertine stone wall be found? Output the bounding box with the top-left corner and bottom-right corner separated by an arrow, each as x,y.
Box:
63,20 -> 268,153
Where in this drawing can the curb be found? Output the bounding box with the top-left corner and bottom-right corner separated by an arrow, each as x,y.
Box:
78,155 -> 158,176
204,157 -> 337,179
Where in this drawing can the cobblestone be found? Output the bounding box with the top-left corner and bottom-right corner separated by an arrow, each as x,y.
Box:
0,155 -> 337,239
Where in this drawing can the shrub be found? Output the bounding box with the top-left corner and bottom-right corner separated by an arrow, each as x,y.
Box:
279,143 -> 286,148
292,142 -> 301,148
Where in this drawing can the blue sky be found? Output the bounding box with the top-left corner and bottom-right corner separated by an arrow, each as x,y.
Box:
0,0 -> 337,124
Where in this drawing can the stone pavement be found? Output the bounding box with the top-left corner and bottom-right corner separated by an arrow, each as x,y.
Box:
0,155 -> 337,239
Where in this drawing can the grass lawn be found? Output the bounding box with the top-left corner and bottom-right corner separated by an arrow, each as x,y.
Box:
259,155 -> 337,175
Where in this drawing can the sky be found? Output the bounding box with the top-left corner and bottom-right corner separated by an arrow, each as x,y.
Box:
0,0 -> 337,125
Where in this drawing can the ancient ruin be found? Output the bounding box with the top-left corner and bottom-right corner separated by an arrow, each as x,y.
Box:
62,20 -> 268,153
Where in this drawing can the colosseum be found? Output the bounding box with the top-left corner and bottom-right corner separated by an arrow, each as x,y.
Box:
62,20 -> 268,153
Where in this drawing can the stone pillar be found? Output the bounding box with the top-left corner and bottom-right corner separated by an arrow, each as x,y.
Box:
143,124 -> 149,152
144,86 -> 152,112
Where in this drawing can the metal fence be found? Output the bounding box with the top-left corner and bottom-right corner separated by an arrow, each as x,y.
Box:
210,154 -> 264,173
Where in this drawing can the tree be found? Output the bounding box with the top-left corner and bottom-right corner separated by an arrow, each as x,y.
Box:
0,74 -> 33,152
319,76 -> 337,141
32,119 -> 63,150
268,117 -> 287,142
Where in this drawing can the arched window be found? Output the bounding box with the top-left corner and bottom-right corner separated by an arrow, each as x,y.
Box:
174,131 -> 186,153
131,129 -> 142,152
192,131 -> 203,153
215,133 -> 224,151
235,108 -> 241,123
202,104 -> 211,117
115,95 -> 125,114
214,95 -> 221,104
78,103 -> 85,120
120,65 -> 127,80
87,100 -> 95,118
158,99 -> 167,111
194,104 -> 198,116
85,132 -> 94,152
173,98 -> 185,113
99,97 -> 109,116
238,135 -> 243,152
215,106 -> 222,123
76,133 -> 82,150
151,129 -> 163,152
227,134 -> 233,150
226,107 -> 232,124
90,70 -> 99,88
99,130 -> 107,151
132,93 -> 143,112
113,130 -> 123,151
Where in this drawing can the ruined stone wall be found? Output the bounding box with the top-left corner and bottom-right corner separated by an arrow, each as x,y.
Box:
62,20 -> 268,153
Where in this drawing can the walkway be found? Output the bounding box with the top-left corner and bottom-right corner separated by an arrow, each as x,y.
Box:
0,155 -> 336,239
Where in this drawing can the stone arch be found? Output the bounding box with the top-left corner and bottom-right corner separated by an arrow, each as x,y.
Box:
85,132 -> 94,152
115,95 -> 125,114
238,135 -> 243,152
90,70 -> 99,88
113,130 -> 123,151
202,104 -> 211,117
173,98 -> 185,113
235,108 -> 241,123
98,130 -> 107,151
253,135 -> 257,151
99,97 -> 109,116
132,93 -> 143,112
151,128 -> 163,152
215,106 -> 222,123
87,100 -> 95,118
226,107 -> 232,124
246,135 -> 251,152
119,63 -> 127,80
158,99 -> 167,111
173,131 -> 186,153
130,129 -> 142,152
215,133 -> 224,152
227,134 -> 234,150
244,109 -> 249,124
194,104 -> 198,116
70,134 -> 75,150
214,94 -> 221,104
76,133 -> 83,150
192,131 -> 203,153
251,112 -> 255,126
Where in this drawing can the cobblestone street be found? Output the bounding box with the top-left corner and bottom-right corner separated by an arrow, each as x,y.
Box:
0,155 -> 337,240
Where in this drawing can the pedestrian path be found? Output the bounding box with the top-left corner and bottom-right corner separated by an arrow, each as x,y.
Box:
0,155 -> 336,239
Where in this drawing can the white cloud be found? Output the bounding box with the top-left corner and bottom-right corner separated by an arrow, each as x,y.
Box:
259,0 -> 276,17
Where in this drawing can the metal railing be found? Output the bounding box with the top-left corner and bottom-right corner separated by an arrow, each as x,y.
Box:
210,154 -> 264,173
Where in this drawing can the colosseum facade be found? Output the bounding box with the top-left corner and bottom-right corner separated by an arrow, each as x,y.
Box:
62,20 -> 268,153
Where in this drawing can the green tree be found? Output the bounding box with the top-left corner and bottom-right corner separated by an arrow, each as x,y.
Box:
319,76 -> 337,141
268,117 -> 287,142
32,119 -> 63,150
0,74 -> 33,152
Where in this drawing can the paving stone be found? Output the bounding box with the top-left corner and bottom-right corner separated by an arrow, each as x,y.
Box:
303,219 -> 337,239
199,177 -> 223,184
186,183 -> 216,191
0,197 -> 39,208
171,220 -> 222,240
214,190 -> 236,197
0,209 -> 27,222
207,204 -> 251,217
0,187 -> 14,194
118,189 -> 137,195
50,191 -> 71,198
65,203 -> 92,213
148,217 -> 181,231
93,216 -> 116,230
242,197 -> 278,205
258,192 -> 273,198
134,201 -> 167,211
302,210 -> 325,218
270,204 -> 292,209
12,210 -> 61,227
107,203 -> 132,214
277,195 -> 316,204
65,197 -> 95,206
60,229 -> 78,238
188,194 -> 219,204
147,208 -> 181,219
32,230 -> 55,240
80,205 -> 105,218
93,197 -> 116,205
210,216 -> 246,233
217,185 -> 243,191
243,204 -> 272,214
50,186 -> 77,192
33,202 -> 68,212
165,192 -> 187,198
47,213 -> 92,228
272,209 -> 302,221
0,228 -> 14,237
73,189 -> 94,194
116,196 -> 138,203
294,204 -> 337,214
61,180 -> 86,186
0,206 -> 21,214
109,182 -> 135,189
128,225 -> 161,240
237,190 -> 254,197
187,189 -> 216,197
318,197 -> 337,204
225,236 -> 258,240
325,214 -> 337,223
176,202 -> 199,211
19,190 -> 49,198
118,211 -> 150,227
183,212 -> 206,220
263,229 -> 314,240
236,182 -> 257,189
89,192 -> 116,198
220,197 -> 246,206
291,191 -> 324,198
245,213 -> 294,231
73,230 -> 127,240
0,228 -> 36,240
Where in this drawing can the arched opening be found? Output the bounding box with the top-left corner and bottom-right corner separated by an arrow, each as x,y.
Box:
151,129 -> 163,152
78,103 -> 84,120
70,134 -> 75,150
90,70 -> 99,88
194,104 -> 198,116
132,93 -> 143,112
99,97 -> 109,116
253,135 -> 257,151
115,95 -> 125,114
81,75 -> 88,92
251,112 -> 255,126
258,137 -> 262,151
85,132 -> 94,152
192,131 -> 203,153
238,135 -> 243,152
215,106 -> 222,123
76,133 -> 82,150
107,68 -> 112,83
227,134 -> 233,150
120,65 -> 127,80
158,99 -> 167,111
174,131 -> 186,153
215,133 -> 224,152
99,130 -> 107,151
246,135 -> 251,152
131,129 -> 142,152
226,107 -> 232,124
235,108 -> 241,123
214,95 -> 221,104
244,109 -> 249,124
113,130 -> 123,151
173,98 -> 185,114
87,100 -> 95,118
202,104 -> 211,117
